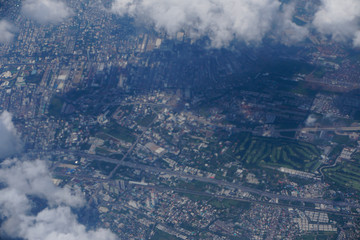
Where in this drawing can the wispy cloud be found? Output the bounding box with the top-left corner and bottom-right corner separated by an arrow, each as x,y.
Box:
313,0 -> 360,47
274,3 -> 309,45
0,20 -> 16,43
22,0 -> 73,24
0,159 -> 117,240
111,0 -> 307,47
0,112 -> 117,240
0,111 -> 22,159
110,0 -> 360,48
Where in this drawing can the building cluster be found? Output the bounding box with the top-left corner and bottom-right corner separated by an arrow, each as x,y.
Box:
0,0 -> 360,239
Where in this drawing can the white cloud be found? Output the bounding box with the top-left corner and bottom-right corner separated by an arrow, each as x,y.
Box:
4,206 -> 117,240
305,114 -> 318,127
0,112 -> 116,239
274,4 -> 309,45
0,20 -> 15,44
0,111 -> 23,159
354,31 -> 360,47
110,0 -> 360,48
22,0 -> 73,24
313,0 -> 360,46
111,0 -> 306,47
0,159 -> 117,240
0,159 -> 84,207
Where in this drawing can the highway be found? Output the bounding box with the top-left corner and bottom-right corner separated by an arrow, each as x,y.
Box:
107,109 -> 158,179
138,185 -> 360,217
275,126 -> 360,133
63,150 -> 360,210
52,170 -> 360,217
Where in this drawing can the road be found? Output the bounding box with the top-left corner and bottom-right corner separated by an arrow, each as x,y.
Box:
59,150 -> 360,210
140,185 -> 360,217
51,171 -> 360,217
108,107 -> 158,179
275,126 -> 360,133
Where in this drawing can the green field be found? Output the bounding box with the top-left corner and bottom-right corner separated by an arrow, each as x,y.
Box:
177,180 -> 214,192
48,96 -> 64,117
151,230 -> 180,240
179,193 -> 211,202
135,113 -> 156,127
332,135 -> 352,145
88,160 -> 116,175
296,232 -> 337,240
227,133 -> 321,172
354,111 -> 360,121
323,161 -> 360,192
95,147 -> 111,155
260,59 -> 315,77
208,199 -> 251,210
26,73 -> 43,84
100,122 -> 136,143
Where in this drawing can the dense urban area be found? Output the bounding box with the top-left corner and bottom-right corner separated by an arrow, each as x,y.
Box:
1,0 -> 360,239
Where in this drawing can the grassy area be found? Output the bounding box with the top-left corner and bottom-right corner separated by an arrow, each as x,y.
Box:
226,133 -> 320,172
64,89 -> 93,101
151,230 -> 180,240
179,193 -> 211,202
48,96 -> 64,117
332,135 -> 351,145
179,222 -> 198,232
26,73 -> 43,84
79,143 -> 91,150
329,145 -> 342,159
261,59 -> 315,77
208,199 -> 251,210
279,131 -> 296,138
95,147 -> 111,155
323,161 -> 360,192
101,122 -> 136,143
290,81 -> 318,97
296,232 -> 337,240
275,119 -> 300,129
135,113 -> 156,127
177,180 -> 212,192
112,165 -> 141,180
312,68 -> 326,79
354,111 -> 360,121
88,160 -> 116,175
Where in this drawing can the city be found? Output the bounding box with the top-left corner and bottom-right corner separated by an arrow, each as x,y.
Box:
0,0 -> 360,239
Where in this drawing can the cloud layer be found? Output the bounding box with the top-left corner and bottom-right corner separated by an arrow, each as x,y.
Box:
313,0 -> 360,47
274,3 -> 309,45
0,159 -> 117,240
22,0 -> 73,24
0,111 -> 23,159
111,0 -> 307,47
111,0 -> 360,48
0,20 -> 15,44
3,0 -> 360,47
0,112 -> 117,240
